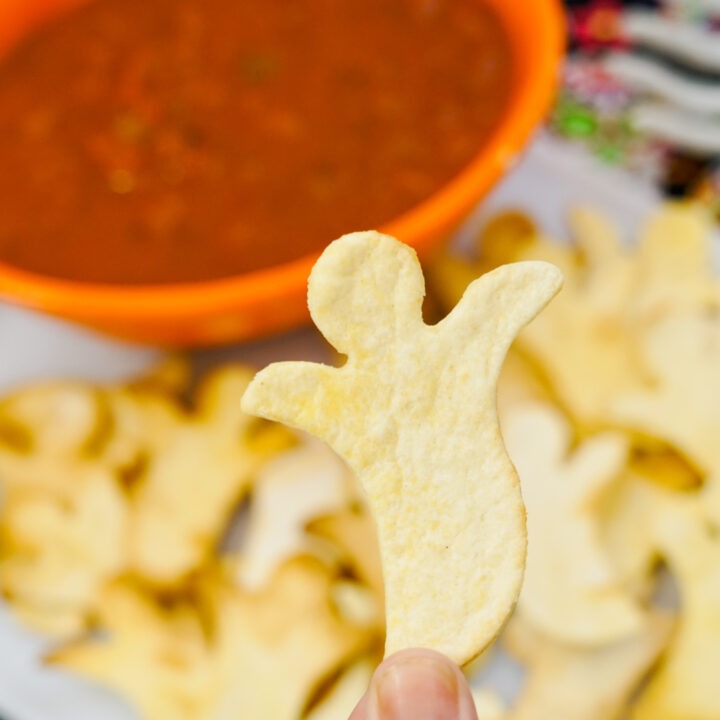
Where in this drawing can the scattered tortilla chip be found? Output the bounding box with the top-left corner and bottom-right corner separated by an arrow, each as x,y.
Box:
204,556 -> 368,719
49,581 -> 213,720
514,209 -> 645,425
472,688 -> 507,720
496,348 -> 553,420
241,231 -> 562,664
632,498 -> 720,720
306,656 -> 377,720
0,463 -> 127,626
597,470 -> 665,600
472,210 -> 538,265
47,524 -> 373,720
237,437 -> 353,589
331,580 -> 384,636
611,309 -> 720,521
99,386 -> 185,475
505,611 -> 673,720
129,366 -> 293,586
427,248 -> 487,313
427,211 -> 573,316
503,402 -> 644,644
631,204 -> 716,323
626,436 -> 703,493
307,506 -> 384,605
11,601 -> 86,638
0,382 -> 106,458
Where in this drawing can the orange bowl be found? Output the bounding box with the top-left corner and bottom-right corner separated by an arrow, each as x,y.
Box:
0,0 -> 564,347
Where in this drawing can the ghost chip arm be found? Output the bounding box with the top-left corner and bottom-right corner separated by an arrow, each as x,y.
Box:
241,362 -> 345,441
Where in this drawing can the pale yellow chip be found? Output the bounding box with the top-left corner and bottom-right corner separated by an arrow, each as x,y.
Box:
306,656 -> 377,720
241,231 -> 562,665
632,496 -> 720,720
204,556 -> 368,719
426,248 -> 488,313
513,209 -> 646,425
129,365 -> 294,586
307,506 -> 384,606
631,204 -> 716,323
626,436 -> 703,492
598,469 -> 670,600
48,581 -> 213,720
427,211 -> 573,317
49,560 -> 368,720
331,579 -> 385,637
471,688 -> 507,720
236,437 -> 353,590
610,309 -> 720,522
496,348 -> 553,420
505,610 -> 673,720
11,601 -> 86,638
99,385 -> 185,473
472,210 -> 538,264
0,463 -> 127,628
0,382 -> 105,459
503,402 -> 644,645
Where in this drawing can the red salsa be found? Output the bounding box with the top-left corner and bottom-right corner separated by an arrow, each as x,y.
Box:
0,0 -> 512,284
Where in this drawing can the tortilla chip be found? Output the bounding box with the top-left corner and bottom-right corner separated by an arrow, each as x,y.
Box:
242,231 -> 562,664
503,402 -> 644,644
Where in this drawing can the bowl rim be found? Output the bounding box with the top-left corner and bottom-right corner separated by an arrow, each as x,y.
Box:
0,0 -> 566,322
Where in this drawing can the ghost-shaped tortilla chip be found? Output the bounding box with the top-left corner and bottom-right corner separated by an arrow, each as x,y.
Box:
242,231 -> 562,664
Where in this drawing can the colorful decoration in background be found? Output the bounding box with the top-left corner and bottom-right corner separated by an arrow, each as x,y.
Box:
557,0 -> 720,218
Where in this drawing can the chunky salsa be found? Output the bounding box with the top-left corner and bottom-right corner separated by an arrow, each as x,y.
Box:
0,0 -> 512,284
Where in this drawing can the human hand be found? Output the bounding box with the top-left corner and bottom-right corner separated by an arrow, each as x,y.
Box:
348,648 -> 479,720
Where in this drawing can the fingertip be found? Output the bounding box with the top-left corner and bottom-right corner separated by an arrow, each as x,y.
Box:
352,648 -> 478,720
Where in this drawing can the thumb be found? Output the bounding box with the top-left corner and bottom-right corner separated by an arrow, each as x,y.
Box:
349,648 -> 479,720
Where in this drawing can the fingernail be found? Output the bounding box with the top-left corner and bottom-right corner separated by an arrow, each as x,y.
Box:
367,653 -> 462,720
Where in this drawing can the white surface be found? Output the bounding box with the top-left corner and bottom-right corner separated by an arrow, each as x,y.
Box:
0,133 -> 665,719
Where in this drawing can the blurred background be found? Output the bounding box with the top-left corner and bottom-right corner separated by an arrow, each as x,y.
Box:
559,0 -> 720,207
1,1 -> 720,719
